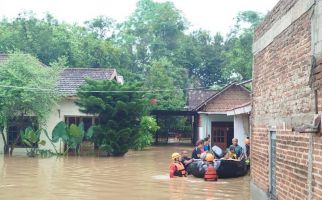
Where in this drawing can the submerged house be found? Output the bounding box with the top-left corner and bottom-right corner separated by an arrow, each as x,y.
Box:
187,83 -> 251,150
0,54 -> 123,154
251,0 -> 322,199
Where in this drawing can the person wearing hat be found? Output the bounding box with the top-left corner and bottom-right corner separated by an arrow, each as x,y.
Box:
169,152 -> 187,178
204,153 -> 218,181
191,140 -> 204,159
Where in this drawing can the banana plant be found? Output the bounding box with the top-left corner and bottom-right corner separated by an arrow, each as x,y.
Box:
20,127 -> 46,157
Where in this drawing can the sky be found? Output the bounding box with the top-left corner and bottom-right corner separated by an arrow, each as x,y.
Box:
0,0 -> 279,35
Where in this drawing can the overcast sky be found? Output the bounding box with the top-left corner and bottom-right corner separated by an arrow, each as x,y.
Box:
0,0 -> 279,35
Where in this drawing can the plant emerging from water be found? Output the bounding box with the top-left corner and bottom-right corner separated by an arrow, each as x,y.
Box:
51,121 -> 93,156
133,116 -> 159,150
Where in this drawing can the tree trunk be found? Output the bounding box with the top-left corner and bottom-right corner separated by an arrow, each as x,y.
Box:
0,122 -> 9,155
1,129 -> 9,154
9,134 -> 21,156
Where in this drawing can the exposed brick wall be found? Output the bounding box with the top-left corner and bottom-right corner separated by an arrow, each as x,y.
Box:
276,132 -> 310,199
250,125 -> 269,192
312,135 -> 322,199
201,85 -> 250,112
254,0 -> 299,40
252,0 -> 319,199
252,11 -> 314,128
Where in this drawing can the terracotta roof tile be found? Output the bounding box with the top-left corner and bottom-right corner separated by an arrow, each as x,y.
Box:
56,68 -> 117,96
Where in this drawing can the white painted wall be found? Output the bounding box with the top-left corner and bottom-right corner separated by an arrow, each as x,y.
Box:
234,114 -> 250,150
41,99 -> 95,153
0,98 -> 95,155
199,113 -> 234,145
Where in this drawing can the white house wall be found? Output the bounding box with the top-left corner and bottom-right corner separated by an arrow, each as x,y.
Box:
199,113 -> 234,145
0,98 -> 95,155
234,114 -> 250,150
41,98 -> 95,153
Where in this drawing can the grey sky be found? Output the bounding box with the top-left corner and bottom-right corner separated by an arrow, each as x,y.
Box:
0,0 -> 279,35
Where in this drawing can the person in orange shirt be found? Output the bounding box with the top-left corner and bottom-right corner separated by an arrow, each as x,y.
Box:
169,152 -> 187,178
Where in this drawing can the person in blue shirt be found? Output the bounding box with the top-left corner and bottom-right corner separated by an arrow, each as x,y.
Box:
229,138 -> 244,159
192,140 -> 204,159
203,137 -> 211,152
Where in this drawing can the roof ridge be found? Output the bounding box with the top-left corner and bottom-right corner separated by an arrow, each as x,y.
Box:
65,68 -> 116,70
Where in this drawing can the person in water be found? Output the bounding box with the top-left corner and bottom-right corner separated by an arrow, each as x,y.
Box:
229,138 -> 244,159
204,153 -> 218,181
169,152 -> 187,178
192,140 -> 204,159
180,150 -> 193,170
203,137 -> 211,152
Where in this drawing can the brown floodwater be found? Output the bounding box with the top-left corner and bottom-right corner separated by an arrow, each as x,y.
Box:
0,146 -> 250,200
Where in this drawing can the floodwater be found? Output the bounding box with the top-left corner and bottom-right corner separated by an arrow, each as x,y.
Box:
0,146 -> 250,200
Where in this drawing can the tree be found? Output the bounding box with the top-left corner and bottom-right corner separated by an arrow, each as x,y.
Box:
175,31 -> 226,87
133,116 -> 159,150
85,16 -> 116,39
75,80 -> 146,156
0,53 -> 62,154
223,11 -> 264,81
144,58 -> 186,110
117,0 -> 187,72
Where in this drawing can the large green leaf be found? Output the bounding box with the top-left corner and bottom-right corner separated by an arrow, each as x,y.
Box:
52,121 -> 67,143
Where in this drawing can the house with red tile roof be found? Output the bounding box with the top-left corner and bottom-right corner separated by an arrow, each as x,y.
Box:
0,54 -> 123,154
187,83 -> 251,150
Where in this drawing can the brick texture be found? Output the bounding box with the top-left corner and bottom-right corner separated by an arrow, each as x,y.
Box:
254,0 -> 299,40
252,0 -> 322,199
200,85 -> 250,112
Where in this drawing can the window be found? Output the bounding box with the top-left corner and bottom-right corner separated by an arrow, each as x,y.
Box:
65,116 -> 98,131
7,117 -> 37,147
213,128 -> 225,143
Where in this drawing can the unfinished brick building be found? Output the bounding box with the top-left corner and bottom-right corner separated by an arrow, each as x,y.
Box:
251,0 -> 322,199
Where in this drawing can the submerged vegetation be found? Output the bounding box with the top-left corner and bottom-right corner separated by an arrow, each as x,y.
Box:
0,0 -> 264,157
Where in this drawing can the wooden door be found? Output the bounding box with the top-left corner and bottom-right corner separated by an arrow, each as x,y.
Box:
212,127 -> 227,150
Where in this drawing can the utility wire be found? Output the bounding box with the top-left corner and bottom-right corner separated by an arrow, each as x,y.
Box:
0,84 -> 211,93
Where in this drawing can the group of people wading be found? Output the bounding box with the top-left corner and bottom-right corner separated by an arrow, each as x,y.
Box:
169,136 -> 250,181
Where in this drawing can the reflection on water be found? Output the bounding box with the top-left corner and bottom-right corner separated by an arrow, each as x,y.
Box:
0,146 -> 250,200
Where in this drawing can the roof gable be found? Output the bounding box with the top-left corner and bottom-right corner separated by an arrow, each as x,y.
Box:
57,68 -> 117,96
187,89 -> 218,110
194,84 -> 250,112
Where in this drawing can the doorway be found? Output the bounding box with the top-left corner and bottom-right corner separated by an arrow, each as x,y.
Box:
211,122 -> 234,150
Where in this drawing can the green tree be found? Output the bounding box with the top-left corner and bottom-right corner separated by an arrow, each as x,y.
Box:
223,11 -> 264,81
144,58 -> 186,110
133,116 -> 159,150
75,80 -> 146,156
0,53 -> 62,154
175,31 -> 226,87
117,0 -> 187,71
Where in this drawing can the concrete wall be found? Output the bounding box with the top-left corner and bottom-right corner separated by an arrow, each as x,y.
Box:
252,0 -> 322,199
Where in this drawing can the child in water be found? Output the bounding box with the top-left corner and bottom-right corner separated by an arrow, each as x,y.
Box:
169,152 -> 187,178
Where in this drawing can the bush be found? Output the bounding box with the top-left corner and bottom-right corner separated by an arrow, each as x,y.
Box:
133,116 -> 159,150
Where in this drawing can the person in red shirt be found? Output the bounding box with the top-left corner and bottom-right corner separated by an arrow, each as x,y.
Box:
169,152 -> 187,178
